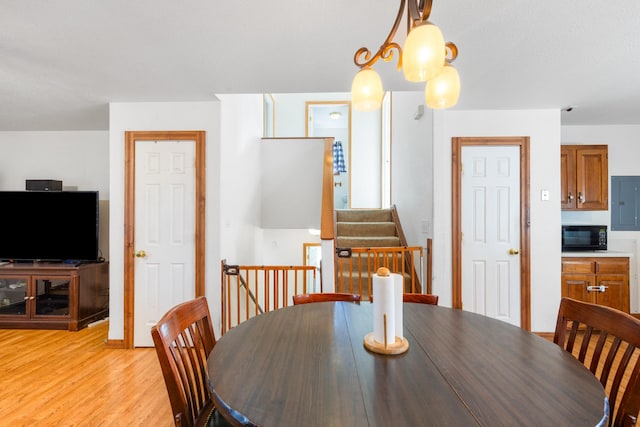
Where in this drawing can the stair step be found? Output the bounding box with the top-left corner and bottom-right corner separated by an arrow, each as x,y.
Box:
336,221 -> 397,237
335,209 -> 393,223
336,236 -> 402,248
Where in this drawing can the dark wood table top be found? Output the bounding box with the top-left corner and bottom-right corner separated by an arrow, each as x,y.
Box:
207,302 -> 608,426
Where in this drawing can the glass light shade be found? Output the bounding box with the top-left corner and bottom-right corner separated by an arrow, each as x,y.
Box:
425,64 -> 460,109
402,23 -> 446,82
351,68 -> 384,112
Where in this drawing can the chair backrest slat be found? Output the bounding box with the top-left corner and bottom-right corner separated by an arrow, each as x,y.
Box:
151,296 -> 216,427
292,292 -> 361,305
554,297 -> 640,427
402,293 -> 439,305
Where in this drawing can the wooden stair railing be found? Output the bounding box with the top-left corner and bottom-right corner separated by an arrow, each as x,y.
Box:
333,205 -> 431,298
334,246 -> 424,299
390,205 -> 423,293
220,260 -> 317,334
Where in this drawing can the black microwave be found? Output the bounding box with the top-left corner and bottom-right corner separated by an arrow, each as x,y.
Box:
561,225 -> 607,251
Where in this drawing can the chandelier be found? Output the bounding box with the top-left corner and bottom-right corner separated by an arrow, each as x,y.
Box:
351,0 -> 460,112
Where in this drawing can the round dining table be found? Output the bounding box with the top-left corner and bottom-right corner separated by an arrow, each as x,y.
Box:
207,301 -> 608,426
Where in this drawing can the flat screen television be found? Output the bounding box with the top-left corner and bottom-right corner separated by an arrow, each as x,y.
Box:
0,191 -> 99,262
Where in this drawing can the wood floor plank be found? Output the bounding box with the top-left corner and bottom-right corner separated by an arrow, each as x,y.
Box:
0,323 -> 173,426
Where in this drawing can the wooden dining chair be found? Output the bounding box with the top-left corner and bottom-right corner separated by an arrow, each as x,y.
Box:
402,293 -> 439,305
292,292 -> 361,305
151,296 -> 255,427
369,293 -> 439,305
553,297 -> 640,427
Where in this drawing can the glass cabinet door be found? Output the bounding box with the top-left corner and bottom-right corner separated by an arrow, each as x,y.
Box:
35,278 -> 70,317
0,277 -> 29,316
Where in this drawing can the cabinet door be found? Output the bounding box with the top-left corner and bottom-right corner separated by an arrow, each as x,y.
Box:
560,146 -> 577,209
0,276 -> 30,317
595,274 -> 629,313
561,274 -> 596,303
33,276 -> 72,318
576,146 -> 608,210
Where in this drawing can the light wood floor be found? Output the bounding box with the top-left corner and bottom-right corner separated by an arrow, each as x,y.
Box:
0,322 -> 173,426
0,323 -> 634,426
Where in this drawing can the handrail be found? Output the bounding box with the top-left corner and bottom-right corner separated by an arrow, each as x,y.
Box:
320,137 -> 335,241
390,205 -> 422,293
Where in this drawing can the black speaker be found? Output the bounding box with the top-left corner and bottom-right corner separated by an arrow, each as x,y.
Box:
26,179 -> 63,191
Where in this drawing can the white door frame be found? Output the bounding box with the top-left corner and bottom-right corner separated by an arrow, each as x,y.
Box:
122,130 -> 206,349
452,136 -> 531,330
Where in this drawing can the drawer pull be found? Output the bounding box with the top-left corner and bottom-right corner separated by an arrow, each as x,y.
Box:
586,285 -> 608,292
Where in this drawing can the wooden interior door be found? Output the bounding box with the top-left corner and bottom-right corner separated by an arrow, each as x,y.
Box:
121,130 -> 206,349
452,136 -> 531,330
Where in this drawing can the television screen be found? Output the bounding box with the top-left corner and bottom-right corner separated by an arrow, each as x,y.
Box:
0,191 -> 99,262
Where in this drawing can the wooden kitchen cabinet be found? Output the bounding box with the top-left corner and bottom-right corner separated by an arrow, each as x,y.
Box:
561,257 -> 629,313
560,145 -> 608,210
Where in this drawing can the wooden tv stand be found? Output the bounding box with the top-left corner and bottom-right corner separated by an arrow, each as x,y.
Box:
0,261 -> 108,331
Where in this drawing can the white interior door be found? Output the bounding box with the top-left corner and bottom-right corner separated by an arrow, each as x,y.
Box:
133,139 -> 197,347
461,146 -> 521,326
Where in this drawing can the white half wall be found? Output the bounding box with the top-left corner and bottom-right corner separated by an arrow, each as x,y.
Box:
260,138 -> 324,229
432,109 -> 562,333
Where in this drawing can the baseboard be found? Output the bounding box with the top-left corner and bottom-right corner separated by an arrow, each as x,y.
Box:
104,339 -> 126,349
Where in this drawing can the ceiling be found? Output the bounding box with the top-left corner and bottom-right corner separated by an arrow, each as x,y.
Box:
2,0 -> 639,131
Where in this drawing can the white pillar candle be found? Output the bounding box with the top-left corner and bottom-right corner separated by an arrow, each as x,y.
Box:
372,267 -> 396,347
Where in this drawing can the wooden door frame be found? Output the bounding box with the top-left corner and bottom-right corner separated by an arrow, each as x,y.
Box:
451,136 -> 531,330
122,130 -> 206,349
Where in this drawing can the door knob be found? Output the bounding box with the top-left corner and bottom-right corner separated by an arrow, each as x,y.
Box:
509,248 -> 520,255
135,250 -> 147,258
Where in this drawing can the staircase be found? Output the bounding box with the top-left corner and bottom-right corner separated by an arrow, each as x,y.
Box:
335,208 -> 401,248
334,206 -> 422,298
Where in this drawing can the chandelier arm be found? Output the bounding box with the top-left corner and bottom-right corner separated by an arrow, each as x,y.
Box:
354,0 -> 407,69
445,42 -> 458,63
416,0 -> 433,22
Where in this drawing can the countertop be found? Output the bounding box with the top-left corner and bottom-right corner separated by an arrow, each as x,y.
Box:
562,250 -> 633,258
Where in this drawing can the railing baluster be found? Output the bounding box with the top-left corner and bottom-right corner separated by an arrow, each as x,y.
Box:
220,263 -> 317,333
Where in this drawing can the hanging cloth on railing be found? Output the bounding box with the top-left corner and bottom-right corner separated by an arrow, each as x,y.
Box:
333,140 -> 347,175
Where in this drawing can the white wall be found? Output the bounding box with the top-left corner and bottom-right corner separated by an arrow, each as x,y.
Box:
217,94 -> 264,266
390,92 -> 433,248
261,229 -> 320,266
351,109 -> 382,208
108,101 -> 222,340
432,109 -> 562,332
0,131 -> 110,258
271,92 -> 382,208
271,93 -> 349,137
561,125 -> 640,313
